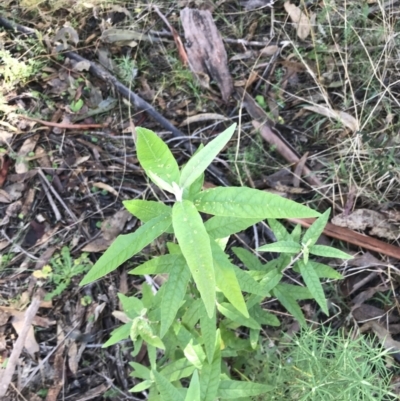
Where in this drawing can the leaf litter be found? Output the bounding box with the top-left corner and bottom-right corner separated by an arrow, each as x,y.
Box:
0,1 -> 399,398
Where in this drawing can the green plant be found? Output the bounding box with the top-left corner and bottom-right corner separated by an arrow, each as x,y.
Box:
250,325 -> 396,400
0,49 -> 43,90
80,124 -> 351,399
35,247 -> 92,301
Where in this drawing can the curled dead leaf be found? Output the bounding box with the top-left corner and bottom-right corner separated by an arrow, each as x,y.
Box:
304,104 -> 359,131
284,1 -> 313,40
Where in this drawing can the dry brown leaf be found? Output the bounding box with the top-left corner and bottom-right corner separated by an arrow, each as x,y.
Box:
101,209 -> 131,240
332,209 -> 399,240
303,104 -> 359,131
10,311 -> 39,356
82,209 -> 131,252
360,321 -> 400,359
284,1 -> 312,40
68,342 -> 78,375
81,237 -> 113,253
179,113 -> 229,127
260,45 -> 279,56
0,189 -> 11,203
112,311 -> 130,324
92,182 -> 119,197
15,135 -> 39,174
3,183 -> 24,202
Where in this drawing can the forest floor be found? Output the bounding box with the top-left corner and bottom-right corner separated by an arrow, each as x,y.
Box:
1,0 -> 400,400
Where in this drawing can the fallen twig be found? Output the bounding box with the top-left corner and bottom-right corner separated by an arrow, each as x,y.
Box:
19,115 -> 107,130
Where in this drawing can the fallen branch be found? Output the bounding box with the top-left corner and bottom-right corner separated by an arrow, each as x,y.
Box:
20,115 -> 107,129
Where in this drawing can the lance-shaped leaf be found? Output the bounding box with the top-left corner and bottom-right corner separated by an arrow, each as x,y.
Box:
302,208 -> 330,247
160,359 -> 196,382
273,284 -> 306,327
200,304 -> 217,363
309,245 -> 353,259
232,247 -> 265,271
200,330 -> 222,401
136,127 -> 180,186
160,262 -> 191,337
205,216 -> 261,239
217,302 -> 261,330
211,240 -> 248,318
80,211 -> 171,285
179,124 -> 236,189
130,254 -> 186,275
217,380 -> 273,399
185,370 -> 201,401
123,199 -> 171,222
297,259 -> 328,315
194,187 -> 321,219
152,370 -> 184,401
173,200 -> 216,318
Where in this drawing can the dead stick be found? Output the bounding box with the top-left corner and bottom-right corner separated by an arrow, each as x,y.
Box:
19,115 -> 107,129
0,297 -> 41,397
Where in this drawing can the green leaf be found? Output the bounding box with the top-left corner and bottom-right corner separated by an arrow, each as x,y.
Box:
130,379 -> 153,392
217,380 -> 272,399
297,259 -> 328,315
200,305 -> 217,363
152,370 -> 184,401
200,330 -> 222,401
294,261 -> 342,279
211,240 -> 248,318
233,268 -> 267,297
194,187 -> 320,219
257,240 -> 302,253
273,285 -> 306,327
130,254 -> 186,275
302,208 -> 330,247
118,293 -> 144,319
250,328 -> 259,349
80,212 -> 171,285
291,223 -> 302,243
136,127 -> 180,186
160,358 -> 196,382
205,216 -> 261,239
309,245 -> 353,259
103,323 -> 131,347
167,242 -> 182,254
232,247 -> 264,271
123,199 -> 171,222
130,361 -> 151,380
249,304 -> 280,327
136,319 -> 165,349
160,262 -> 191,337
184,340 -> 206,370
217,302 -> 261,329
183,172 -> 205,201
267,219 -> 291,241
172,200 -> 215,318
185,370 -> 200,401
182,298 -> 202,330
277,283 -> 312,300
259,268 -> 283,295
180,124 -> 236,189
307,261 -> 343,279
